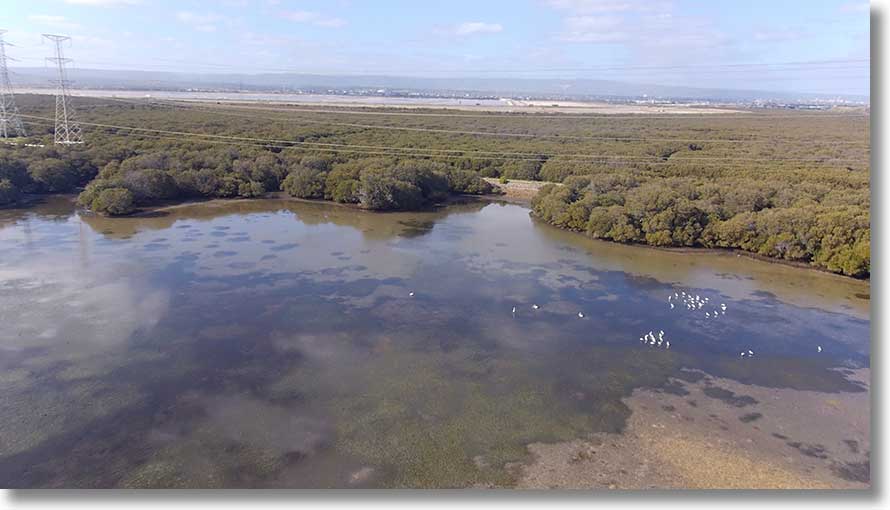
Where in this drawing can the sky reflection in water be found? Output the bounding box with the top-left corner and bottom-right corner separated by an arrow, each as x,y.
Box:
0,197 -> 870,488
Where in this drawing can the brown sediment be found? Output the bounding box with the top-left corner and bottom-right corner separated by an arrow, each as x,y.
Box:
517,369 -> 870,489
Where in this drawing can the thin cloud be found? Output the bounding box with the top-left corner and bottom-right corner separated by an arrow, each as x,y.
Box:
176,11 -> 225,32
454,21 -> 504,36
753,29 -> 809,43
559,15 -> 626,42
63,0 -> 141,5
839,2 -> 870,13
281,11 -> 348,28
548,0 -> 728,57
27,14 -> 82,30
546,0 -> 670,14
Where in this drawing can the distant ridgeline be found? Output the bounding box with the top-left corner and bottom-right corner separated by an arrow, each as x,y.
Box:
0,94 -> 869,277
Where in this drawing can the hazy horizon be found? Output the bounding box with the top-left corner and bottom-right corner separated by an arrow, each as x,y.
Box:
0,0 -> 871,97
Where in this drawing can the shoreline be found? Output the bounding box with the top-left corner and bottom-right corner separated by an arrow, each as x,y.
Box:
6,191 -> 869,283
528,218 -> 871,283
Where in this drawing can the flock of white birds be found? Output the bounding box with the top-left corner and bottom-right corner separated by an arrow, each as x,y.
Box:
668,291 -> 726,319
410,288 -> 823,357
632,291 -> 729,353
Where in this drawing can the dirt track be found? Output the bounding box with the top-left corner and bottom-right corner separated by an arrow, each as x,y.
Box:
483,178 -> 555,204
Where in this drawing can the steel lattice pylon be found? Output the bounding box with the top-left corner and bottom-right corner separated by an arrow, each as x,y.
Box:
0,29 -> 26,138
43,33 -> 83,145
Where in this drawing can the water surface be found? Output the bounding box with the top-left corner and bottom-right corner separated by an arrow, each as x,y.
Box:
0,197 -> 870,488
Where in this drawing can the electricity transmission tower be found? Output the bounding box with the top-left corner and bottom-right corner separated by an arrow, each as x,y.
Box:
43,33 -> 83,145
0,29 -> 26,138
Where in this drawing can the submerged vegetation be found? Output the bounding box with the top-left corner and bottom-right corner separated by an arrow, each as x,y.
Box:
0,190 -> 872,488
0,94 -> 869,275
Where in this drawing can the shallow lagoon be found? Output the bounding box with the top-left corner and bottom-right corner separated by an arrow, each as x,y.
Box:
0,197 -> 870,488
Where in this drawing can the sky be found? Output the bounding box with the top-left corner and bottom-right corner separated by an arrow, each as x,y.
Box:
0,0 -> 871,95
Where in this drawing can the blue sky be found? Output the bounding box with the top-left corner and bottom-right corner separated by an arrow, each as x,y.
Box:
0,0 -> 871,95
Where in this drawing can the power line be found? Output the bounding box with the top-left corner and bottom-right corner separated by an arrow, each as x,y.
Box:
0,30 -> 26,138
19,114 -> 870,166
43,34 -> 83,145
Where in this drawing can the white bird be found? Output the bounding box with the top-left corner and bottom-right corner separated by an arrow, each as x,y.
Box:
578,312 -> 584,318
817,345 -> 823,353
665,341 -> 670,349
670,303 -> 675,309
409,291 -> 415,297
720,303 -> 727,311
704,297 -> 709,302
668,295 -> 672,302
659,330 -> 664,337
532,304 -> 539,310
512,306 -> 516,315
705,312 -> 710,318
748,349 -> 754,356
740,351 -> 747,357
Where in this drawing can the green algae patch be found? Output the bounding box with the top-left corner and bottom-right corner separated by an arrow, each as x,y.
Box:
269,345 -> 684,488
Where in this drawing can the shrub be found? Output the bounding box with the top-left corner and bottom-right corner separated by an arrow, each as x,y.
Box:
390,160 -> 450,201
215,175 -> 242,198
331,179 -> 361,203
78,179 -> 121,208
445,169 -> 494,195
0,156 -> 31,189
501,160 -> 542,181
359,172 -> 424,210
238,180 -> 265,198
539,160 -> 599,183
282,165 -> 326,199
478,166 -> 500,178
0,178 -> 22,206
300,155 -> 335,172
28,158 -> 79,192
121,168 -> 178,203
91,187 -> 135,216
324,159 -> 389,202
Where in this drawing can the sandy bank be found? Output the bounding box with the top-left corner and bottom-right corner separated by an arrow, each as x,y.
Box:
517,369 -> 870,489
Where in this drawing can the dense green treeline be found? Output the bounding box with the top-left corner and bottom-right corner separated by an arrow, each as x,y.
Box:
0,95 -> 870,276
532,173 -> 870,277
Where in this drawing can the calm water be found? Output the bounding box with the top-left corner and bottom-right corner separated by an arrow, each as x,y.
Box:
0,196 -> 870,488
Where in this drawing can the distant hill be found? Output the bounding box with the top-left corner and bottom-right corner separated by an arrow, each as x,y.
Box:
10,67 -> 868,103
